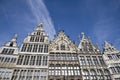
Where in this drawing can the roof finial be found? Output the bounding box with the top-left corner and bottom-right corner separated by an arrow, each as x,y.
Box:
78,34 -> 80,41
14,34 -> 18,39
38,22 -> 43,28
11,34 -> 17,42
81,32 -> 85,39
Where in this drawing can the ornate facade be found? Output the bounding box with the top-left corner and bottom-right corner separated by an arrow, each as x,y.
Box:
11,23 -> 49,80
0,34 -> 18,80
0,23 -> 119,80
49,30 -> 82,80
78,33 -> 111,80
103,41 -> 120,80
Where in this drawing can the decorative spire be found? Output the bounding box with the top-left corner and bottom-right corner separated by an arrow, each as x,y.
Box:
78,35 -> 80,41
81,32 -> 85,39
104,41 -> 111,49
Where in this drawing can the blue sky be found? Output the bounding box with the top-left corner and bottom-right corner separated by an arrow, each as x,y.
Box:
0,0 -> 120,50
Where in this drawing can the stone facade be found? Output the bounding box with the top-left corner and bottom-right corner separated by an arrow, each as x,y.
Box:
0,34 -> 18,80
48,30 -> 82,80
78,33 -> 111,80
103,41 -> 120,80
0,23 -> 119,80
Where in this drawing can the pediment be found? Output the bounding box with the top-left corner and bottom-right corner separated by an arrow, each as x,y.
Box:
50,31 -> 77,53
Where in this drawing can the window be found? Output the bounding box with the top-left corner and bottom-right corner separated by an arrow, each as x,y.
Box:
8,49 -> 14,55
0,71 -> 12,79
11,58 -> 16,63
35,37 -> 39,42
55,70 -> 61,75
112,54 -> 117,59
65,70 -> 67,75
56,53 -> 61,60
56,46 -> 59,50
116,53 -> 120,58
38,45 -> 43,52
61,54 -> 66,60
30,56 -> 36,65
107,54 -> 112,59
1,49 -> 14,55
86,56 -> 92,65
37,32 -> 40,35
49,54 -> 54,60
90,70 -> 97,79
42,56 -> 47,66
98,56 -> 105,65
61,64 -> 66,75
61,44 -> 65,50
115,66 -> 120,73
33,44 -> 38,52
36,55 -> 41,66
40,37 -> 44,42
1,57 -> 4,62
44,45 -> 48,53
30,36 -> 35,42
110,67 -> 116,74
61,70 -> 65,75
21,44 -> 27,52
74,65 -> 80,76
83,69 -> 90,80
56,64 -> 61,69
68,53 -> 72,60
41,76 -> 46,80
49,64 -> 54,70
97,69 -> 104,79
1,48 -> 8,54
17,55 -> 24,65
79,56 -> 86,65
51,70 -> 54,75
45,56 -> 48,66
12,69 -> 19,80
92,56 -> 99,65
33,76 -> 39,80
104,69 -> 111,79
27,44 -> 33,52
49,70 -> 51,75
6,57 -> 10,62
23,55 -> 30,65
68,70 -> 71,75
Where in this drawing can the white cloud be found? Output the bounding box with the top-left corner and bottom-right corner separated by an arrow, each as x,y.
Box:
27,0 -> 56,39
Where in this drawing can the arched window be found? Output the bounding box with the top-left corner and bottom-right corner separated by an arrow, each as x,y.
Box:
74,64 -> 80,76
55,64 -> 61,75
56,64 -> 61,69
104,69 -> 111,79
49,64 -> 54,75
90,69 -> 97,79
62,64 -> 67,75
97,69 -> 104,79
83,69 -> 90,80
